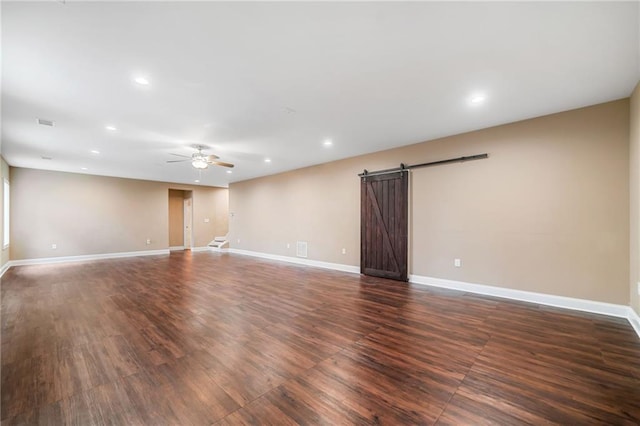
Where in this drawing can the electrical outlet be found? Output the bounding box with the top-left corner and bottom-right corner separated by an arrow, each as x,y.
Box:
237,239 -> 240,244
286,243 -> 290,249
454,258 -> 461,267
342,248 -> 346,255
146,238 -> 151,245
637,282 -> 640,295
51,244 -> 57,250
204,218 -> 210,223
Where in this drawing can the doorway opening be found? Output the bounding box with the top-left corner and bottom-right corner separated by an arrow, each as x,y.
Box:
168,189 -> 193,251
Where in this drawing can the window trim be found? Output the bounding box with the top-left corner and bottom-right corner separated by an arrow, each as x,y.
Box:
3,178 -> 9,249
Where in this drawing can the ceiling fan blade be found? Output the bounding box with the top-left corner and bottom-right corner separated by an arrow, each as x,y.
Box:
166,159 -> 190,163
210,161 -> 234,168
206,154 -> 220,161
169,153 -> 192,158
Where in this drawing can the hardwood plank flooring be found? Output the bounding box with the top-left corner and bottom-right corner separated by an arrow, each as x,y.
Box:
2,251 -> 639,425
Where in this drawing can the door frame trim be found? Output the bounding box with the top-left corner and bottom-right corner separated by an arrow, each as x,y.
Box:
183,196 -> 193,249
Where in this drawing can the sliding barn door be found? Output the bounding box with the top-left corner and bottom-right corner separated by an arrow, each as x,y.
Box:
361,171 -> 408,281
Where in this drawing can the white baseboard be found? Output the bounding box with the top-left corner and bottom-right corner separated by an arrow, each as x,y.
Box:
168,246 -> 208,252
228,248 -> 360,274
0,261 -> 10,278
208,246 -> 229,253
628,308 -> 640,338
8,249 -> 170,267
190,246 -> 212,252
410,274 -> 631,318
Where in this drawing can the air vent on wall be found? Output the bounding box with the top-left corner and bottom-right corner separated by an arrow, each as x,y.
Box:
296,241 -> 308,258
37,118 -> 55,127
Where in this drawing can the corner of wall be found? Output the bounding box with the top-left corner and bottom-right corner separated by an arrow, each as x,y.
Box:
0,157 -> 9,269
630,80 -> 640,316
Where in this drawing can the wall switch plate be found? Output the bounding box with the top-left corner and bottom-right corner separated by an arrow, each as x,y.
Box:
286,243 -> 290,249
637,282 -> 640,295
454,258 -> 461,267
146,239 -> 151,245
51,244 -> 57,250
237,239 -> 240,244
204,218 -> 210,223
342,248 -> 346,255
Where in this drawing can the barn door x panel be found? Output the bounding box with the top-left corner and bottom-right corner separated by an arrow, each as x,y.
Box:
360,171 -> 408,281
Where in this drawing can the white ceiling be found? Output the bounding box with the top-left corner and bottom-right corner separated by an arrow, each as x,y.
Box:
2,1 -> 639,187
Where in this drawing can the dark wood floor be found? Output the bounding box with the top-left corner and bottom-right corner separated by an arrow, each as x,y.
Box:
2,251 -> 639,425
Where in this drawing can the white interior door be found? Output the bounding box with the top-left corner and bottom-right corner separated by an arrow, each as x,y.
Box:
184,197 -> 193,249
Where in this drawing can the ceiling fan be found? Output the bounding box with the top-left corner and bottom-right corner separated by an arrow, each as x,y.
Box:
167,145 -> 234,169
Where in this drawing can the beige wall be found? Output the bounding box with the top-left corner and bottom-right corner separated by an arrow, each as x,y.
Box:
631,82 -> 640,315
168,189 -> 185,247
10,168 -> 229,260
1,157 -> 9,268
209,187 -> 229,240
230,99 -> 630,305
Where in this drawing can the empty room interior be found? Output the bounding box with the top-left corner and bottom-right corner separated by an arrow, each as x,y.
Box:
2,1 -> 640,424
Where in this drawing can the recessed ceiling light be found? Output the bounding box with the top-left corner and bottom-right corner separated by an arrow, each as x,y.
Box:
81,167 -> 88,171
37,118 -> 55,127
90,150 -> 100,154
105,125 -> 117,131
323,139 -> 333,147
469,93 -> 487,105
134,76 -> 150,85
194,180 -> 200,183
265,158 -> 271,163
226,170 -> 233,174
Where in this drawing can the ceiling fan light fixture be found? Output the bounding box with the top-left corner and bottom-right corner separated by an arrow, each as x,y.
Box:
192,158 -> 208,169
